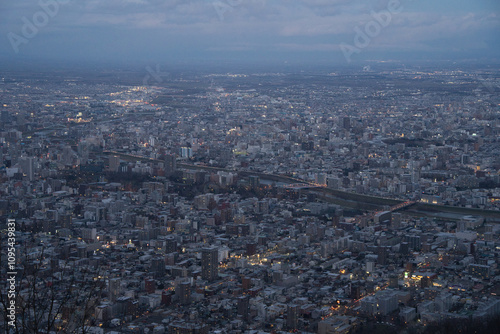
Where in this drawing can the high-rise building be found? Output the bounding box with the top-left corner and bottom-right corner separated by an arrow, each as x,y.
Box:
350,284 -> 361,300
342,116 -> 351,130
1,110 -> 10,124
164,154 -> 177,176
145,278 -> 156,294
242,277 -> 251,291
315,173 -> 327,186
77,245 -> 87,258
327,177 -> 341,189
201,247 -> 219,282
151,257 -> 166,278
377,291 -> 399,315
377,246 -> 388,265
246,243 -> 257,256
249,175 -> 260,188
405,235 -> 421,251
420,275 -> 432,288
108,278 -> 121,302
237,295 -> 250,321
366,261 -> 375,273
391,213 -> 402,229
400,242 -> 410,255
468,264 -> 491,279
388,274 -> 399,289
179,281 -> 191,305
286,304 -> 299,329
109,155 -> 120,172
19,157 -> 35,181
179,147 -> 193,158
165,236 -> 177,254
361,290 -> 398,316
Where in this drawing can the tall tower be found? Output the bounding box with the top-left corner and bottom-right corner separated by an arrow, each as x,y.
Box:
179,281 -> 191,305
164,154 -> 177,176
165,236 -> 177,254
1,110 -> 10,125
342,116 -> 351,130
201,247 -> 219,282
19,157 -> 35,181
286,304 -> 299,329
108,278 -> 121,302
109,155 -> 120,172
237,295 -> 250,322
151,257 -> 166,278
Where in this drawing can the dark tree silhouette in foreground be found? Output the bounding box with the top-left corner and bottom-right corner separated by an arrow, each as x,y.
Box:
1,242 -> 105,334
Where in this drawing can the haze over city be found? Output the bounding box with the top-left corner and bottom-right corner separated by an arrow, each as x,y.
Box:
1,0 -> 499,66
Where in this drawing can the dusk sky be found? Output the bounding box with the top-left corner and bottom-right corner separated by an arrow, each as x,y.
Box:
1,0 -> 499,67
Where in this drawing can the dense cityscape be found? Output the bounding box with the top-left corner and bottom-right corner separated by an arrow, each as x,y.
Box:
0,63 -> 499,333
